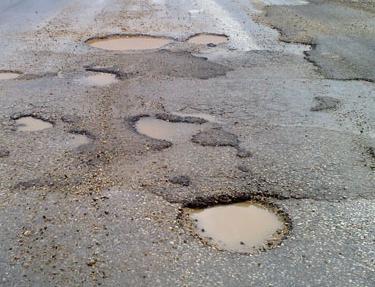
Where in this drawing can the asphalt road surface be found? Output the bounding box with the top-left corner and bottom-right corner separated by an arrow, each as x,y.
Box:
0,0 -> 374,286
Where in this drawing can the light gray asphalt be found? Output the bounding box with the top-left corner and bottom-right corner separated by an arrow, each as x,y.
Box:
0,0 -> 374,286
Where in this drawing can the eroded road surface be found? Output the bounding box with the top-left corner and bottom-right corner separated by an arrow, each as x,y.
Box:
0,0 -> 374,286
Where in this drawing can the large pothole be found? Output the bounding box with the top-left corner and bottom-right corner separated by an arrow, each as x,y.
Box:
184,201 -> 289,253
86,35 -> 174,51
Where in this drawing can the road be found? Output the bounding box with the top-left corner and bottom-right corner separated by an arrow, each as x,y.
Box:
0,0 -> 374,286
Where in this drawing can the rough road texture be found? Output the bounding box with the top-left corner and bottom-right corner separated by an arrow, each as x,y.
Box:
0,0 -> 374,286
260,0 -> 375,81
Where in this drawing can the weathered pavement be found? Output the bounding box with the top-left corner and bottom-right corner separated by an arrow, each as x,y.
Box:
0,0 -> 374,286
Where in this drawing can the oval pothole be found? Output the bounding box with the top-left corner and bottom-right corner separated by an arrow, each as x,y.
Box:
15,116 -> 53,132
80,72 -> 118,87
86,35 -> 174,51
187,33 -> 229,46
0,71 -> 21,80
134,116 -> 203,143
185,201 -> 289,253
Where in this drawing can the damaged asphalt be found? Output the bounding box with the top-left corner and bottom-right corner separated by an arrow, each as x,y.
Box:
0,0 -> 374,286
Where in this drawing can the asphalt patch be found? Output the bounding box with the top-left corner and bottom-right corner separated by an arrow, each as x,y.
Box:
237,165 -> 250,173
261,2 -> 375,81
192,128 -> 239,147
155,113 -> 207,124
169,175 -> 191,187
13,176 -> 83,191
61,115 -> 81,124
236,148 -> 252,158
97,51 -> 232,80
311,96 -> 341,112
0,148 -> 10,158
364,146 -> 375,170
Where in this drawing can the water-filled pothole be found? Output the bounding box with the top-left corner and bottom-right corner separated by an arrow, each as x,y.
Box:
135,117 -> 202,143
15,116 -> 53,132
186,201 -> 287,253
80,72 -> 118,87
86,35 -> 173,51
187,34 -> 229,46
0,71 -> 21,80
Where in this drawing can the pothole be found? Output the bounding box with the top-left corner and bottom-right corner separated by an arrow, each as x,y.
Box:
86,35 -> 173,51
68,132 -> 92,148
185,201 -> 288,253
15,116 -> 53,132
187,34 -> 229,46
134,116 -> 203,143
80,72 -> 118,87
0,71 -> 21,80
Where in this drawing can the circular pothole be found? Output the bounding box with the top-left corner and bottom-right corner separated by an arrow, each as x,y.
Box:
86,35 -> 174,51
15,116 -> 53,132
187,33 -> 229,45
184,201 -> 289,253
0,71 -> 21,80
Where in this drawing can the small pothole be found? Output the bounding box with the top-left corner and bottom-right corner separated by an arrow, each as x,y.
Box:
86,35 -> 174,51
134,116 -> 202,143
0,71 -> 21,80
68,132 -> 92,148
80,72 -> 118,87
184,201 -> 289,253
15,116 -> 53,132
187,34 -> 229,46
